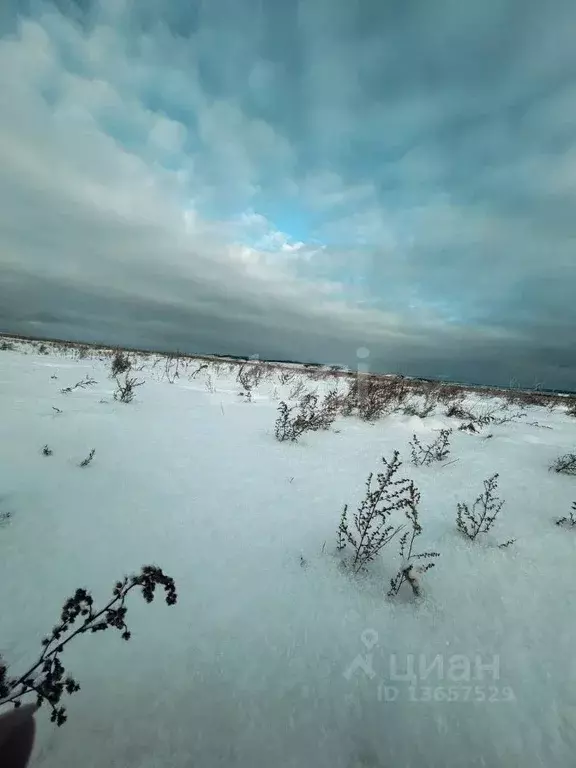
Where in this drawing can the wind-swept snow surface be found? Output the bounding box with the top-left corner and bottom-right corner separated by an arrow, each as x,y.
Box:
1,340 -> 576,767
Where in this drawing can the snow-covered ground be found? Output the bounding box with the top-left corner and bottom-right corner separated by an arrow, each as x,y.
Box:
1,339 -> 576,767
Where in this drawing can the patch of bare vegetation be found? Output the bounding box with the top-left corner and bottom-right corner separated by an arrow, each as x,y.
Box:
402,389 -> 438,418
456,473 -> 507,542
79,449 -> 96,468
337,451 -> 438,598
113,373 -> 144,403
445,401 -> 526,431
275,392 -> 338,441
0,567 -> 177,726
550,453 -> 576,476
60,375 -> 97,394
409,429 -> 452,466
237,362 -> 265,401
556,502 -> 576,528
110,349 -> 132,377
189,363 -> 208,380
341,375 -> 408,421
388,484 -> 440,598
164,354 -> 182,384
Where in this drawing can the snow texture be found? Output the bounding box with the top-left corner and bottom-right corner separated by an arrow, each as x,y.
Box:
1,339 -> 576,767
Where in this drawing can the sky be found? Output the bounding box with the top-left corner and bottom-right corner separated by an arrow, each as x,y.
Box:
0,0 -> 575,390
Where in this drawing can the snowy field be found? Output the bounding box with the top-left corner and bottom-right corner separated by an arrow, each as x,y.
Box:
1,338 -> 576,767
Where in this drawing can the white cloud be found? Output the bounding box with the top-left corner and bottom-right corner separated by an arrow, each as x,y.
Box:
148,115 -> 187,153
301,171 -> 376,213
0,10 -> 467,359
2,0 -> 576,387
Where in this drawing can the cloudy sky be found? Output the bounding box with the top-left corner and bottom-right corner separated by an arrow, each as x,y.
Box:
1,0 -> 575,389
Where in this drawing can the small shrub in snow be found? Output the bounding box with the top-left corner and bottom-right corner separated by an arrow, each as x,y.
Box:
288,379 -> 306,400
473,405 -> 501,426
491,409 -> 526,426
41,445 -> 53,457
555,502 -> 576,528
38,344 -> 48,355
458,422 -> 478,433
456,473 -> 504,541
275,401 -> 298,441
402,402 -> 419,417
110,349 -> 132,377
0,509 -> 11,527
321,388 -> 344,423
113,374 -> 144,403
402,390 -> 437,419
0,566 -> 177,726
446,403 -> 470,420
189,363 -> 208,380
436,385 -> 462,405
343,376 -> 406,421
0,341 -> 14,351
336,450 -> 408,574
340,379 -> 362,419
356,378 -> 392,421
483,405 -> 524,428
60,375 -> 97,394
387,482 -> 439,598
550,453 -> 576,476
279,370 -> 296,385
403,402 -> 431,418
409,429 -> 452,466
339,378 -> 360,417
446,403 -> 523,430
274,392 -> 336,442
79,449 -> 95,468
236,362 -> 264,401
164,354 -> 181,384
358,378 -> 406,421
508,389 -> 552,409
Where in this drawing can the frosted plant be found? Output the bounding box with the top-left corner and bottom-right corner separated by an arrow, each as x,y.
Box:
410,429 -> 452,466
456,474 -> 504,540
0,567 -> 177,727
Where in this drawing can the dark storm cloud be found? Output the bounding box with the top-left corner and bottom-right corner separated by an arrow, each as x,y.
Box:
0,0 -> 575,389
